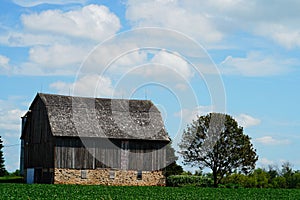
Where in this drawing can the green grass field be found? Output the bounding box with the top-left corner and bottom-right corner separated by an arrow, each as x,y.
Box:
0,184 -> 299,199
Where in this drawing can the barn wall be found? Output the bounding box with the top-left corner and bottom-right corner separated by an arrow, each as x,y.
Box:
54,138 -> 168,171
54,168 -> 165,186
23,97 -> 55,183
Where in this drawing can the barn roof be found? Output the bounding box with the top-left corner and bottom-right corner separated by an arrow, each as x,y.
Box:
31,93 -> 170,141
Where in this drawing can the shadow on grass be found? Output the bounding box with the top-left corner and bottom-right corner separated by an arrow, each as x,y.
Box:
0,176 -> 24,183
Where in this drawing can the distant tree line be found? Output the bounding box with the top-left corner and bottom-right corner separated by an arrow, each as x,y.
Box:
167,162 -> 300,189
221,162 -> 300,189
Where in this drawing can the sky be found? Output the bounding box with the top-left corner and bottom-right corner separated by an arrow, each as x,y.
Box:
0,0 -> 300,173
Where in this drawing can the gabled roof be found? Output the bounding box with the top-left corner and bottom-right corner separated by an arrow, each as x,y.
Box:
30,93 -> 169,141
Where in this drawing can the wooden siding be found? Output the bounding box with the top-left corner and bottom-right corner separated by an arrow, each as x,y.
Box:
54,137 -> 167,171
23,97 -> 55,170
22,97 -> 55,183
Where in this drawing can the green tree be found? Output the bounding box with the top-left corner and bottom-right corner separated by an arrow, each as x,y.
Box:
11,169 -> 21,177
292,171 -> 300,189
163,142 -> 183,177
267,165 -> 279,180
267,165 -> 279,187
271,176 -> 287,188
281,161 -> 294,188
0,136 -> 7,176
179,113 -> 258,187
253,168 -> 269,188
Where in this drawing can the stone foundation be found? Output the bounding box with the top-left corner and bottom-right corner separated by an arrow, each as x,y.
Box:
54,168 -> 165,186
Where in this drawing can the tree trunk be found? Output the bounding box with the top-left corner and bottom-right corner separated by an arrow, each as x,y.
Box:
213,170 -> 218,188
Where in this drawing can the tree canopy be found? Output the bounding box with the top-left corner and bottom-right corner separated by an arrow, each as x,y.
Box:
0,136 -> 7,176
179,113 -> 258,187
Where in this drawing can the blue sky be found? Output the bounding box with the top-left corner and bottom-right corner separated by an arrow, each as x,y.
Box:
0,0 -> 300,172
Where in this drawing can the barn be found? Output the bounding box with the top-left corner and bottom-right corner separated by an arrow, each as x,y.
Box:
20,93 -> 170,185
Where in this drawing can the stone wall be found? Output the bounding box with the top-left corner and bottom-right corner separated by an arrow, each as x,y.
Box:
54,168 -> 165,186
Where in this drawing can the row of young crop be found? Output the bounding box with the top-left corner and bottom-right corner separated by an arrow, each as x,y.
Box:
1,184 -> 300,200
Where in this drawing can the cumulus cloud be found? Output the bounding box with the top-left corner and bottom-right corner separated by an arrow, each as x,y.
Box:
0,4 -> 122,75
26,43 -> 88,73
2,5 -> 121,48
0,108 -> 24,131
0,97 -> 26,132
126,0 -> 223,44
150,50 -> 193,79
50,74 -> 116,97
175,110 -> 261,130
174,105 -> 213,124
0,54 -> 10,74
185,0 -> 300,48
1,43 -> 90,76
2,32 -> 67,47
83,43 -> 148,74
12,0 -> 86,7
127,50 -> 193,85
81,47 -> 195,90
21,4 -> 121,42
257,24 -> 300,49
3,1 -> 299,78
235,113 -> 261,128
255,136 -> 290,145
126,0 -> 300,48
220,52 -> 294,76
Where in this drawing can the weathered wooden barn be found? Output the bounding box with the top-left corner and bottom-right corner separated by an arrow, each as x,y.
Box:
20,93 -> 170,185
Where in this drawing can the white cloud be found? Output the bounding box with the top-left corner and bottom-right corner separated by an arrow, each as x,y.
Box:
235,113 -> 261,128
29,44 -> 88,68
220,52 -> 294,76
255,136 -> 290,145
126,0 -> 223,45
21,4 -> 121,42
0,4 -> 122,76
126,0 -> 300,48
1,32 -> 67,47
256,24 -> 300,49
83,48 -> 194,88
0,99 -> 26,131
0,98 -> 26,172
84,43 -> 148,74
175,109 -> 261,129
50,74 -> 116,97
150,50 -> 193,79
259,157 -> 275,166
185,1 -> 300,48
129,50 -> 193,84
12,0 -> 86,7
0,54 -> 10,74
3,5 -> 120,46
1,43 -> 89,76
175,83 -> 188,91
174,105 -> 213,124
0,54 -> 9,66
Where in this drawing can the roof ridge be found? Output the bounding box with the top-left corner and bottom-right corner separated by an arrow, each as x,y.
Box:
38,92 -> 152,102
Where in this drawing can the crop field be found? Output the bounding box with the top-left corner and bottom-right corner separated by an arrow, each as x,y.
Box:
0,184 -> 300,200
